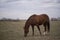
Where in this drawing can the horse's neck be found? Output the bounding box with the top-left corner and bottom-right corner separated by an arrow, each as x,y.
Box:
25,22 -> 30,29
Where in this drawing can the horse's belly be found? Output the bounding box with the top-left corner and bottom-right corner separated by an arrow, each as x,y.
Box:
31,22 -> 42,25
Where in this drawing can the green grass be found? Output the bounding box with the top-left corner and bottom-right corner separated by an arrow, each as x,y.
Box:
0,21 -> 60,40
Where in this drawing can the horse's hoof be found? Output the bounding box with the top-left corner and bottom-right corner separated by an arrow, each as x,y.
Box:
43,32 -> 48,35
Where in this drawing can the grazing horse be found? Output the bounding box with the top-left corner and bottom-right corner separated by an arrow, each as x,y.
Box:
24,14 -> 50,37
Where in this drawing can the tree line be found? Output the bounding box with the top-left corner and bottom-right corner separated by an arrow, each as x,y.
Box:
0,17 -> 60,21
0,18 -> 20,21
51,17 -> 60,21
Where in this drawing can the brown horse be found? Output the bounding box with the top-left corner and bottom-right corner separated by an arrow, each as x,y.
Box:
24,14 -> 50,37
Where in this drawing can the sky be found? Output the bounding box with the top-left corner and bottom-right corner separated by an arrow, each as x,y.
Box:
0,0 -> 60,19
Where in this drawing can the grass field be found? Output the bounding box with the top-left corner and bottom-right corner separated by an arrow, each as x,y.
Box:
0,21 -> 60,40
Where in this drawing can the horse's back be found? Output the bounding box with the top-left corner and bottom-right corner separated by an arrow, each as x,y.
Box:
29,14 -> 49,21
27,14 -> 49,25
40,14 -> 49,18
39,14 -> 49,21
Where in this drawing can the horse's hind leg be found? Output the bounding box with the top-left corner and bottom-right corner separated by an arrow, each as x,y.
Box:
37,25 -> 41,35
31,25 -> 34,36
43,24 -> 47,32
43,23 -> 47,35
47,22 -> 50,32
43,22 -> 50,35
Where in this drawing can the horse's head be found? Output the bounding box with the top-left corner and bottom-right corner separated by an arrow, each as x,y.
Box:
24,25 -> 29,37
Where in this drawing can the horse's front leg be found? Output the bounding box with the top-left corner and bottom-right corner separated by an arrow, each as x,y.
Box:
31,25 -> 34,36
37,25 -> 41,35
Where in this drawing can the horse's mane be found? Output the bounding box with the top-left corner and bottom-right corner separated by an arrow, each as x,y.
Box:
27,14 -> 36,21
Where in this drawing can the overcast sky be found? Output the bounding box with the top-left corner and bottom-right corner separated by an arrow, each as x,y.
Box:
0,0 -> 60,19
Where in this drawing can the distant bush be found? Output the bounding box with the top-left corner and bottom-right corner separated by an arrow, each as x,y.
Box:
51,17 -> 60,21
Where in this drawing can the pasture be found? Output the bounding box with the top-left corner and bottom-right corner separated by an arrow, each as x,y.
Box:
0,20 -> 60,40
